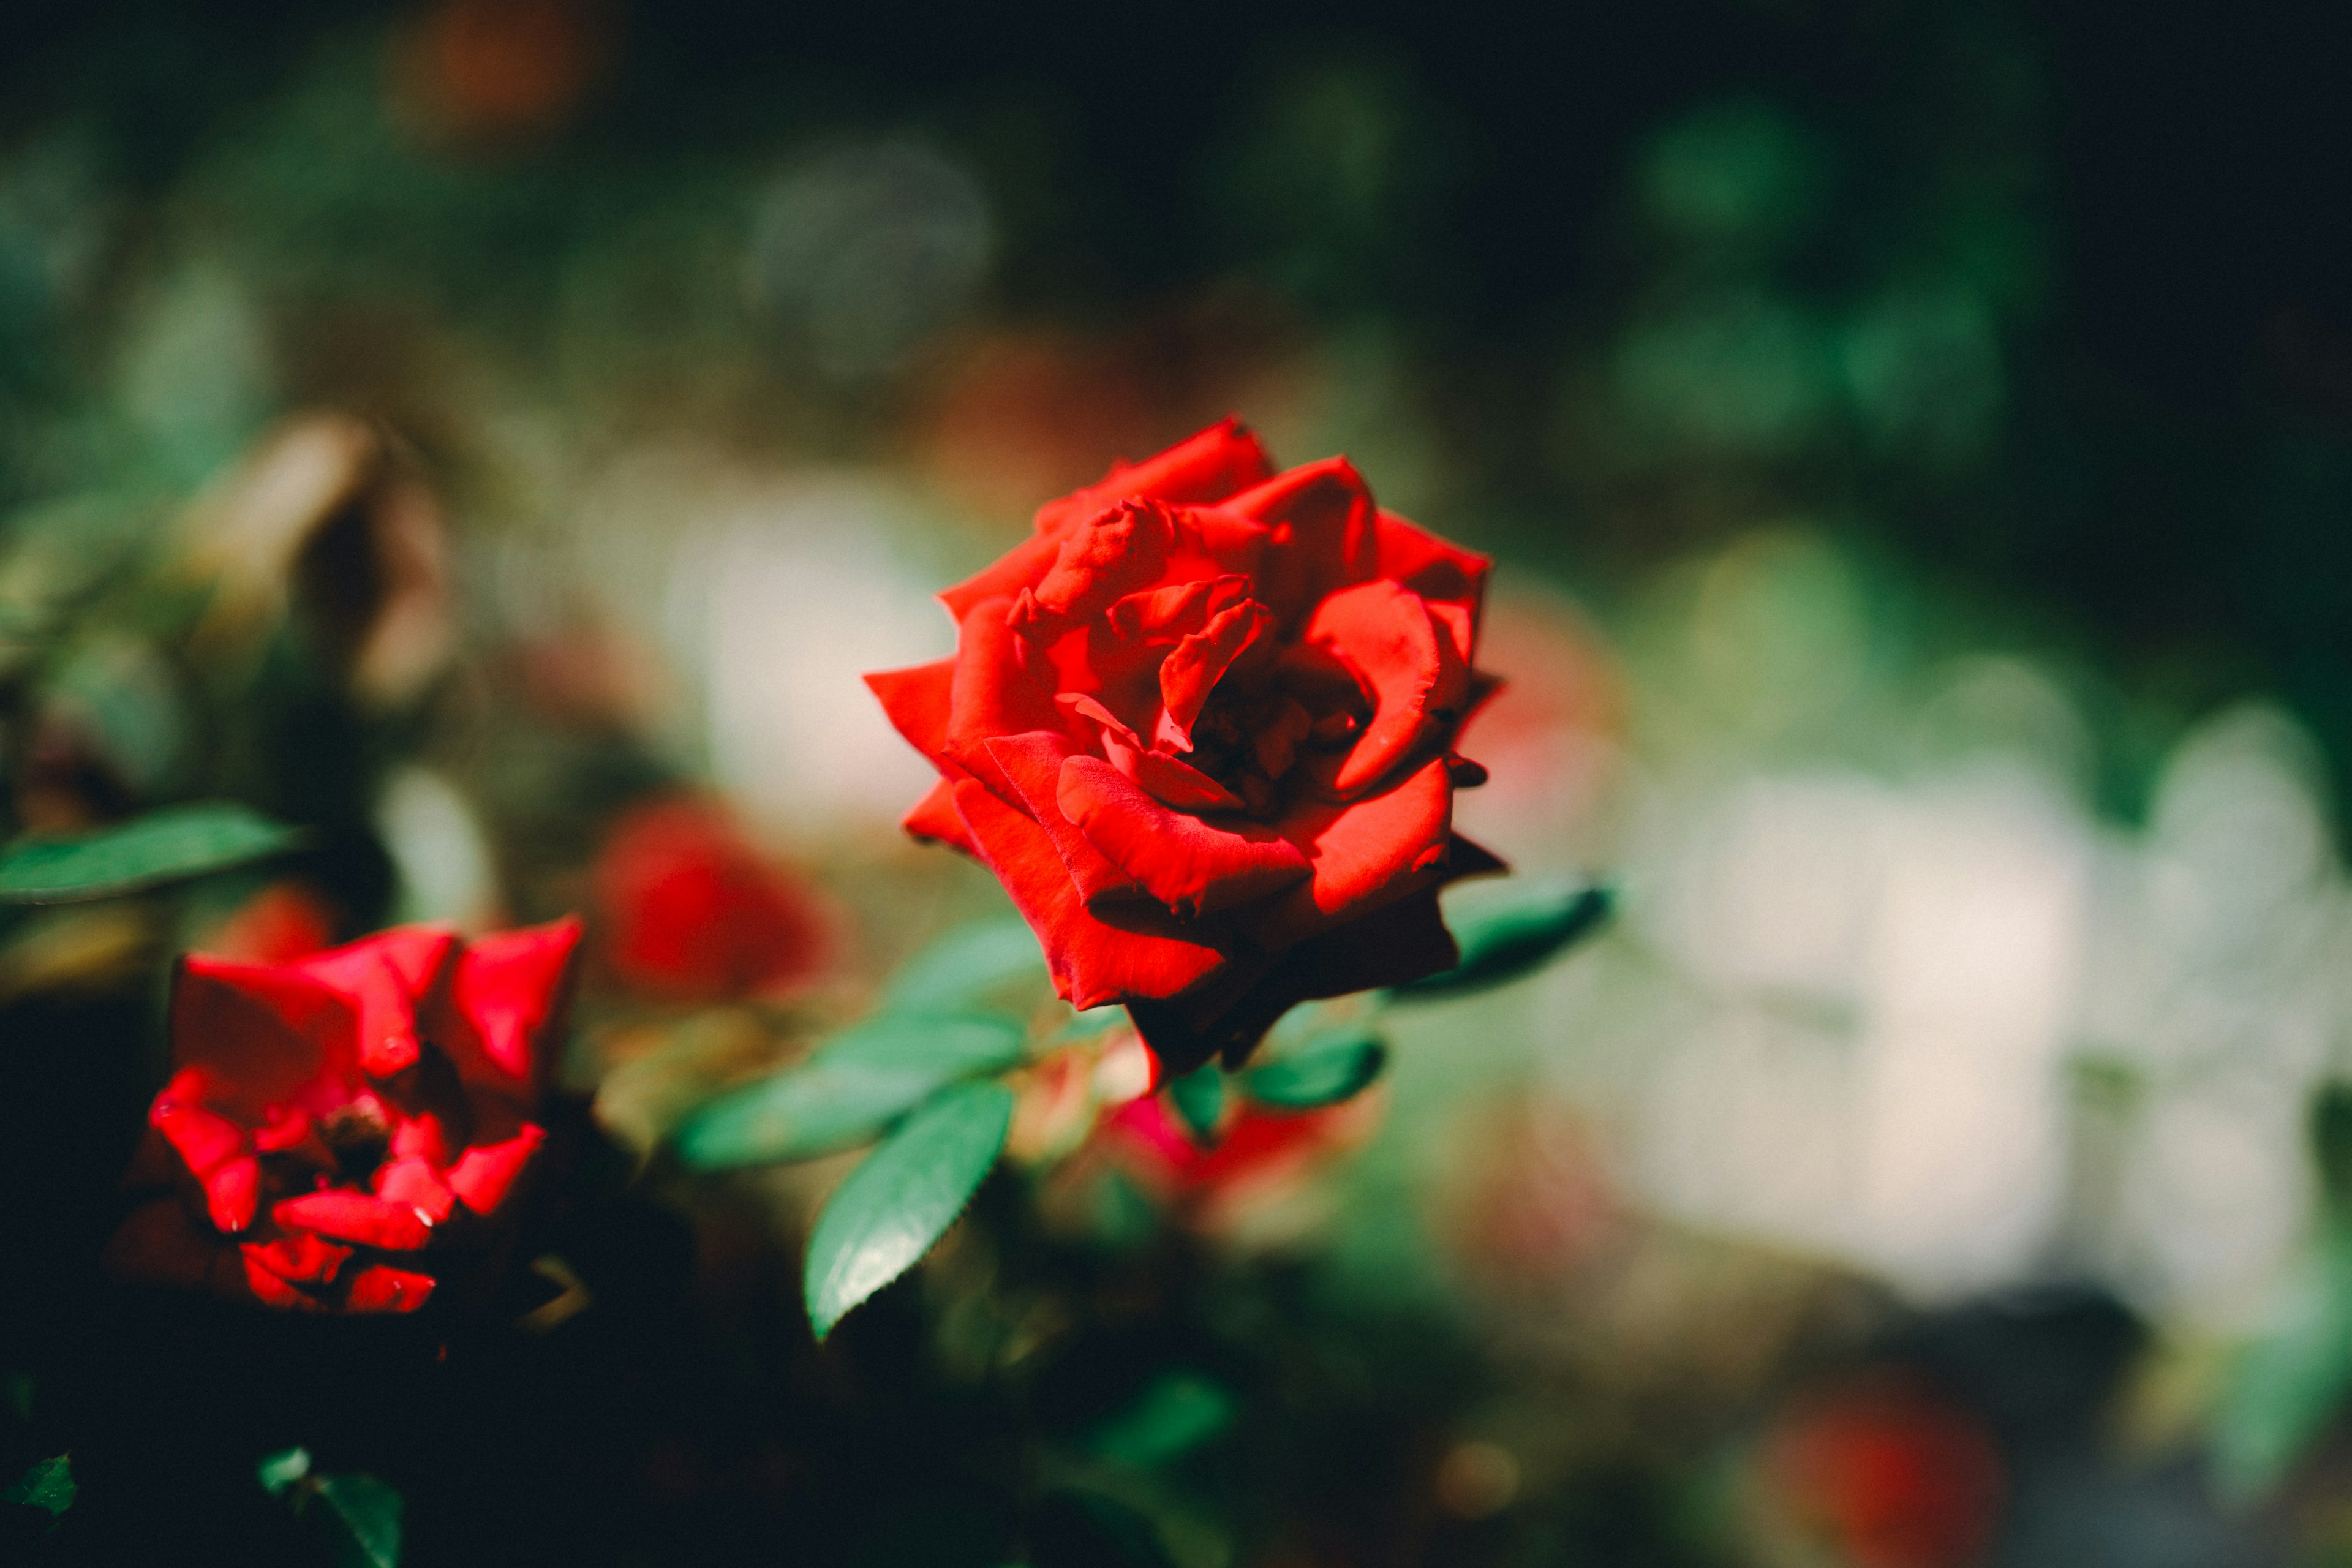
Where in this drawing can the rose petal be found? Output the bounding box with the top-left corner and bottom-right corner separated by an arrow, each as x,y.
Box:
1009,499 -> 1176,638
447,1123 -> 546,1215
1104,575 -> 1254,644
439,916 -> 582,1088
342,1264 -> 436,1314
1373,508 -> 1490,624
946,595 -> 1068,796
1156,599 -> 1274,752
200,1154 -> 262,1234
1058,755 -> 1311,919
1060,695 -> 1248,813
863,658 -> 959,763
1225,458 -> 1378,631
902,778 -> 976,851
1130,889 -> 1461,1072
940,530 -> 1062,623
1248,756 -> 1457,948
982,732 -> 1143,905
272,1190 -> 435,1251
241,1254 -> 314,1310
1304,581 -> 1471,794
170,958 -> 352,1110
1031,417 -> 1276,536
374,1155 -> 457,1223
243,1231 -> 352,1287
951,778 -> 1234,1008
297,926 -> 460,1079
389,1110 -> 453,1167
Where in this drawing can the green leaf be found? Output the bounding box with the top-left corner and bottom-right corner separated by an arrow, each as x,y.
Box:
315,1473 -> 402,1568
256,1446 -> 312,1496
1085,1373 -> 1237,1468
884,918 -> 1047,1013
0,802 -> 300,903
4,1454 -> 73,1517
804,1080 -> 1014,1340
1389,880 -> 1613,1000
676,1014 -> 1025,1170
1168,1067 -> 1223,1143
2213,1219 -> 2352,1501
1244,1027 -> 1386,1109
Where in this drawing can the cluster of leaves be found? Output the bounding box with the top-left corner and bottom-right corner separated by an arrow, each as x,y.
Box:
672,880 -> 1615,1343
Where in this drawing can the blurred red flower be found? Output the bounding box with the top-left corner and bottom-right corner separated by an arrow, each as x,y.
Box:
867,419 -> 1503,1071
590,797 -> 832,1003
1100,1091 -> 1362,1208
107,919 -> 581,1314
1761,1375 -> 2005,1568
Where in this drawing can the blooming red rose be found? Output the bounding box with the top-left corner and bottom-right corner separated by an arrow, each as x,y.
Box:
867,420 -> 1501,1071
590,795 -> 833,1003
107,918 -> 581,1314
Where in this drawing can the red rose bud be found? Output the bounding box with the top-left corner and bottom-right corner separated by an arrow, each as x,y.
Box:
1096,1090 -> 1374,1236
590,796 -> 834,1003
866,419 -> 1504,1072
106,918 -> 582,1314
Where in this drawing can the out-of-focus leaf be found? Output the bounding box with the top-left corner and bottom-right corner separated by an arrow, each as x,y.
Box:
256,1446 -> 312,1497
1389,881 -> 1613,1000
316,1474 -> 402,1568
675,1014 -> 1025,1169
4,1454 -> 73,1517
1086,1373 -> 1236,1468
2313,1080 -> 2352,1214
2212,1220 -> 2352,1502
0,802 -> 300,903
1031,1488 -> 1178,1568
1244,1027 -> 1386,1109
258,1448 -> 401,1568
804,1080 -> 1013,1340
884,918 -> 1047,1013
1169,1066 -> 1223,1144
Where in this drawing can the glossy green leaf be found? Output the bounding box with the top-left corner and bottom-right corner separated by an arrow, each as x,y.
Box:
1389,881 -> 1613,1000
1086,1373 -> 1237,1468
2212,1220 -> 2352,1502
804,1080 -> 1014,1340
1169,1066 -> 1223,1143
0,802 -> 300,903
1244,1027 -> 1386,1109
676,1014 -> 1025,1170
884,918 -> 1047,1013
4,1454 -> 73,1517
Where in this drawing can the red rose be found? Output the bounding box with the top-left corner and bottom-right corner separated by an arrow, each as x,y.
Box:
107,919 -> 582,1314
1761,1376 -> 2005,1568
590,796 -> 833,1003
867,420 -> 1501,1071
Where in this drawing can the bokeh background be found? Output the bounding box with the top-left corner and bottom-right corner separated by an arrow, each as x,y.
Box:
7,1 -> 2352,1564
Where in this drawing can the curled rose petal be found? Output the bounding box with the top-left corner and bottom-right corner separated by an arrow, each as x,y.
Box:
442,915 -> 582,1087
1010,499 -> 1175,637
200,1153 -> 263,1234
1058,755 -> 1311,918
984,731 -> 1145,905
902,778 -> 976,850
1156,600 -> 1275,752
297,925 -> 459,1080
1252,756 -> 1459,948
273,1190 -> 435,1251
1304,581 -> 1470,794
1061,694 -> 1248,813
